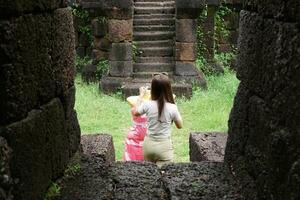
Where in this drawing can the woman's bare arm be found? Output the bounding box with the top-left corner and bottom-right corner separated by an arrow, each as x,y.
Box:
174,119 -> 183,129
131,106 -> 141,117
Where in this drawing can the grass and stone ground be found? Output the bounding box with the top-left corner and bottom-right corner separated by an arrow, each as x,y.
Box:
75,69 -> 239,161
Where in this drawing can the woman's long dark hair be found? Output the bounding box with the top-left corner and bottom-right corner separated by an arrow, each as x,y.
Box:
151,73 -> 175,122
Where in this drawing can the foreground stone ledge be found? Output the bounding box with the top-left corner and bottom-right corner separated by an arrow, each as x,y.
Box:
161,162 -> 244,199
189,132 -> 227,162
81,134 -> 115,162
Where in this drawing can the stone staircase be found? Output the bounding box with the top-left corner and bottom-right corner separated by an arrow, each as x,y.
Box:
122,0 -> 192,98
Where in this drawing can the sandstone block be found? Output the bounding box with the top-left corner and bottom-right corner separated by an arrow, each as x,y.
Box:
189,132 -> 227,162
109,61 -> 133,77
108,19 -> 133,43
94,37 -> 111,51
81,64 -> 98,84
175,42 -> 196,61
175,62 -> 198,76
100,76 -> 126,94
81,134 -> 115,162
176,19 -> 197,42
92,49 -> 109,62
110,42 -> 132,61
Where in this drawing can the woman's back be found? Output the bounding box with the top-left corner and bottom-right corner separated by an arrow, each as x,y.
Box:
137,100 -> 181,139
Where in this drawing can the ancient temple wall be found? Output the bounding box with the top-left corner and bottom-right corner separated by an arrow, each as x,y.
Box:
0,1 -> 81,199
225,0 -> 300,199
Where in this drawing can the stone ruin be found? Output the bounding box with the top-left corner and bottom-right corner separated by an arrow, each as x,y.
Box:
79,0 -> 209,98
0,0 -> 299,199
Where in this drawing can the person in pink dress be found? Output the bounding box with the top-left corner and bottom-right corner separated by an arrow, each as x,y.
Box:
123,87 -> 151,161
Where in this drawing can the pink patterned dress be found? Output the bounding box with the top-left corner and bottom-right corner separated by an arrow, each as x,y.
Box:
123,114 -> 148,161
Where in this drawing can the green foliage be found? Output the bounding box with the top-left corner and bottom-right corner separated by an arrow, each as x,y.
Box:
65,163 -> 81,175
215,3 -> 232,45
75,56 -> 92,72
215,51 -> 236,68
96,60 -> 109,79
75,71 -> 240,162
71,4 -> 93,44
196,6 -> 208,59
132,41 -> 143,62
44,182 -> 61,200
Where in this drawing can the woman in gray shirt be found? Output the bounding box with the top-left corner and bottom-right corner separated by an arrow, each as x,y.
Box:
132,73 -> 183,167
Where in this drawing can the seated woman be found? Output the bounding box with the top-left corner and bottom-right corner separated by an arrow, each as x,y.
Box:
123,87 -> 150,161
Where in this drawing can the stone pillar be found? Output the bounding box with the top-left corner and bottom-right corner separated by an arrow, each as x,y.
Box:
225,0 -> 300,199
0,2 -> 81,200
93,0 -> 134,93
203,0 -> 224,74
174,0 -> 207,89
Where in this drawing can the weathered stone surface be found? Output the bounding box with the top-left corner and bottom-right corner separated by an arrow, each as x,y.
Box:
55,157 -> 167,200
110,42 -> 132,61
108,19 -> 133,43
176,19 -> 197,42
109,61 -> 133,77
161,162 -> 244,199
76,46 -> 86,58
53,8 -> 76,96
0,0 -> 63,17
81,134 -> 115,162
175,42 -> 196,61
78,33 -> 90,47
94,37 -> 111,51
189,132 -> 227,162
175,0 -> 206,19
175,62 -> 198,76
225,5 -> 300,200
81,64 -> 98,84
100,76 -> 127,93
92,49 -> 109,61
243,0 -> 300,22
0,14 -> 55,125
0,137 -> 13,200
173,74 -> 207,90
66,110 -> 81,156
1,99 -> 69,200
92,18 -> 108,37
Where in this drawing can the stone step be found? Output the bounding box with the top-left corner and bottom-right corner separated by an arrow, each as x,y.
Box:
134,14 -> 174,20
122,81 -> 192,98
133,62 -> 174,72
134,1 -> 175,7
135,40 -> 174,48
137,47 -> 173,57
133,72 -> 174,79
134,25 -> 175,32
134,31 -> 174,41
134,7 -> 175,14
133,18 -> 175,26
135,56 -> 174,63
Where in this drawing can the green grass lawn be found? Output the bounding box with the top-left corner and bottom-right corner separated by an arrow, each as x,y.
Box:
75,69 -> 239,162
